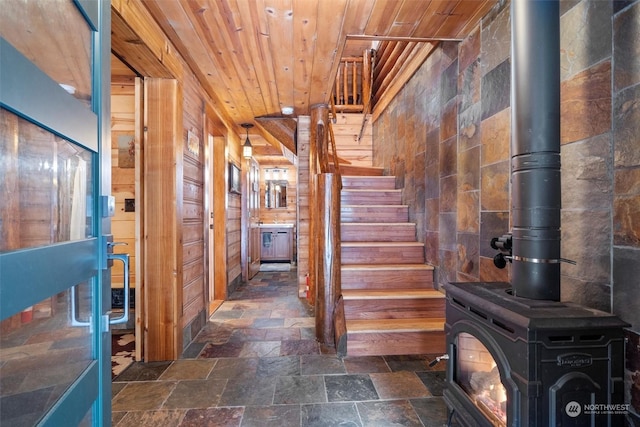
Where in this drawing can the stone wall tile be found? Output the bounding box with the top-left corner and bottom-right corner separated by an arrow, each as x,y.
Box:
440,175 -> 457,213
438,249 -> 457,288
426,199 -> 439,231
560,0 -> 612,81
614,167 -> 640,245
425,129 -> 440,167
560,60 -> 612,144
459,26 -> 480,72
614,194 -> 640,247
614,247 -> 640,330
614,1 -> 640,91
458,145 -> 480,192
481,59 -> 511,121
441,59 -> 458,105
614,84 -> 640,168
439,213 -> 457,252
480,4 -> 511,77
439,136 -> 457,178
480,211 -> 510,258
457,232 -> 479,278
425,230 -> 439,266
458,102 -> 481,152
458,60 -> 481,114
561,133 -> 613,210
457,191 -> 479,234
481,107 -> 510,166
616,168 -> 640,195
440,98 -> 458,141
561,276 -> 611,313
480,161 -> 509,211
561,210 -> 611,283
479,256 -> 509,283
425,162 -> 439,199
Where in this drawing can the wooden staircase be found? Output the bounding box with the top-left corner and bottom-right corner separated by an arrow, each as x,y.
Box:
340,175 -> 446,356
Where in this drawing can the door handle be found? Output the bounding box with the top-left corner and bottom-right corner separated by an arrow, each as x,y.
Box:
109,253 -> 130,325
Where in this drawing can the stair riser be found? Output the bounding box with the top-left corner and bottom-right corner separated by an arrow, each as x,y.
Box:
341,206 -> 408,223
345,299 -> 445,320
341,191 -> 402,205
346,331 -> 445,356
341,269 -> 434,289
341,224 -> 416,242
342,176 -> 396,190
342,247 -> 424,264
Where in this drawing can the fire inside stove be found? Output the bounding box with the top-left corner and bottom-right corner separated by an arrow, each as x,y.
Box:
455,332 -> 507,427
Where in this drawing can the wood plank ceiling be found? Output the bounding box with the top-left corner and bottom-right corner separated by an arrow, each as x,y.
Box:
126,0 -> 496,133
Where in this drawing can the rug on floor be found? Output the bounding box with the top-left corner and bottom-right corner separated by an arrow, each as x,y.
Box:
112,330 -> 135,379
259,263 -> 291,272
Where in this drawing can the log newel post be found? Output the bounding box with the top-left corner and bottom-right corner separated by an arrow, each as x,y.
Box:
315,173 -> 341,347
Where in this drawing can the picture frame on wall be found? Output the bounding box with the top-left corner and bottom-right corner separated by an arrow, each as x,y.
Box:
229,162 -> 241,194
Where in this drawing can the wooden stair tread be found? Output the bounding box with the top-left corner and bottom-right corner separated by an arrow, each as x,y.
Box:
342,204 -> 408,208
342,189 -> 402,193
341,222 -> 414,226
342,241 -> 424,247
342,263 -> 434,271
347,318 -> 446,333
342,289 -> 444,300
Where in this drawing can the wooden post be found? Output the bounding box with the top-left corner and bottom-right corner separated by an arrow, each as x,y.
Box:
315,173 -> 341,347
309,104 -> 328,307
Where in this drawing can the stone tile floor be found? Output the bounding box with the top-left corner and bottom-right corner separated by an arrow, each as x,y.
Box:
112,269 -> 451,426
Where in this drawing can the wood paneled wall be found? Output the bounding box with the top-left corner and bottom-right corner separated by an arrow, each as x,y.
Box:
181,68 -> 206,334
296,116 -> 311,297
331,113 -> 373,167
112,0 -> 236,357
110,80 -> 136,288
227,146 -> 242,290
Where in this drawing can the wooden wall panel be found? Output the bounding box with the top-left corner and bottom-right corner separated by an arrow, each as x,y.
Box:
181,69 -> 206,332
144,78 -> 183,361
332,113 -> 373,167
110,81 -> 137,288
297,116 -> 311,297
227,193 -> 242,284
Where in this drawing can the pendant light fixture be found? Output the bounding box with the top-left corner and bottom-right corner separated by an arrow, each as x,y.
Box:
241,123 -> 254,158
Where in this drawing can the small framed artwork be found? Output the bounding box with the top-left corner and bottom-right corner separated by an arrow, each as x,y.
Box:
229,162 -> 241,194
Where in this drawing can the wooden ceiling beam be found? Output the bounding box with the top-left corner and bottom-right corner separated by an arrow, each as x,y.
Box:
255,117 -> 298,155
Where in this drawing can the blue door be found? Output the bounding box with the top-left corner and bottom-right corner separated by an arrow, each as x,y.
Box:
0,1 -> 112,425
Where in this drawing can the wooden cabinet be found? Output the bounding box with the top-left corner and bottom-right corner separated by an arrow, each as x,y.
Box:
261,227 -> 292,262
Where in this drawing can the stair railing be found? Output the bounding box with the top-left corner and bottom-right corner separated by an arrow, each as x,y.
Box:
332,49 -> 373,115
310,104 -> 345,354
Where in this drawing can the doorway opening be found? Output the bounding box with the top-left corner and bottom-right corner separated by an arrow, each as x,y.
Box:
110,53 -> 143,376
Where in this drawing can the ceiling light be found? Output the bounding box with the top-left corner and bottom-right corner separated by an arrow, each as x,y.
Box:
241,123 -> 253,158
281,106 -> 294,115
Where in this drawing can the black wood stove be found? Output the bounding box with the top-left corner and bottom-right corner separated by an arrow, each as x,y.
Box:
443,282 -> 628,427
442,2 -> 629,426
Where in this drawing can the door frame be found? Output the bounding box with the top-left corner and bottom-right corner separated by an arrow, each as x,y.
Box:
0,0 -> 112,424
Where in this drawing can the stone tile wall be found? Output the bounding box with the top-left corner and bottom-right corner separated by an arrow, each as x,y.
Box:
372,0 -> 640,419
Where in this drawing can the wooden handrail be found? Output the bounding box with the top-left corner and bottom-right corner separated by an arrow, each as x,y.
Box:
310,104 -> 344,352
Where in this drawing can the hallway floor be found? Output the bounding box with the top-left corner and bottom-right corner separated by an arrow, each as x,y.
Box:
111,269 -> 450,426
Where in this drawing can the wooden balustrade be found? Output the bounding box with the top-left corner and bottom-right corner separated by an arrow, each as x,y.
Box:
332,50 -> 373,114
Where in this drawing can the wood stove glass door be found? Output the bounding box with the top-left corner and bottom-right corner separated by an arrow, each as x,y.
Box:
456,332 -> 508,426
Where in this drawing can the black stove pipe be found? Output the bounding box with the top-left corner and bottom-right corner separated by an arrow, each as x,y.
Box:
510,0 -> 561,300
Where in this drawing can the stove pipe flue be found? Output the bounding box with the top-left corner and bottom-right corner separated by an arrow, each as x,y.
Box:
510,0 -> 561,300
